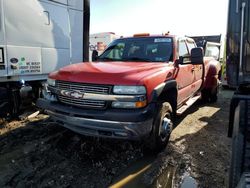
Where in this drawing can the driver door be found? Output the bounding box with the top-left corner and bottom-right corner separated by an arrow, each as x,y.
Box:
176,39 -> 196,106
186,39 -> 203,92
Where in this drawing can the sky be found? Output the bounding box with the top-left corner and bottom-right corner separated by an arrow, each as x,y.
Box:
90,0 -> 229,37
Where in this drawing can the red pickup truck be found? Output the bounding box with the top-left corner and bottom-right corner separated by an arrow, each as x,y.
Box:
37,34 -> 221,151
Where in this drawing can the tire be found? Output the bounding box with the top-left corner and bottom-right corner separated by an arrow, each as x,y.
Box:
144,102 -> 173,153
229,101 -> 246,188
201,89 -> 209,102
210,86 -> 218,103
229,131 -> 244,188
201,86 -> 218,103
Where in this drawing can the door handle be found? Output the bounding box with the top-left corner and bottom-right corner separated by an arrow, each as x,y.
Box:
44,11 -> 50,25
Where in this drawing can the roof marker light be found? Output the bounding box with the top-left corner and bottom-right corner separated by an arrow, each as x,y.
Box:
164,31 -> 170,35
133,33 -> 150,37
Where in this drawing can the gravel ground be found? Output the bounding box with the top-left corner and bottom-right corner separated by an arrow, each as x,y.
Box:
0,88 -> 233,188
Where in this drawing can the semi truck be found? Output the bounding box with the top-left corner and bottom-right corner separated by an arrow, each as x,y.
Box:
0,0 -> 90,116
226,0 -> 250,187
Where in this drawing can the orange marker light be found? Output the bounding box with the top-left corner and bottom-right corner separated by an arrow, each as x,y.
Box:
164,31 -> 170,35
135,100 -> 147,108
133,33 -> 150,37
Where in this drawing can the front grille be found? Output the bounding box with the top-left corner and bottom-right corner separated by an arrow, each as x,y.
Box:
55,80 -> 111,109
56,80 -> 110,94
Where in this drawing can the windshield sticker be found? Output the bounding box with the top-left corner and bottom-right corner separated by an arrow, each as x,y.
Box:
154,38 -> 171,43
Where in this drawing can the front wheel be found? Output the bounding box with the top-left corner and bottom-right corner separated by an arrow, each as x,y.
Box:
144,102 -> 174,153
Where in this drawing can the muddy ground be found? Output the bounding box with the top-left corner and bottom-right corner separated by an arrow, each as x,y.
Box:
0,89 -> 233,188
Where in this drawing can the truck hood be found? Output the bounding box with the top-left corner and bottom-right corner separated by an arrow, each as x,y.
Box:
50,62 -> 174,85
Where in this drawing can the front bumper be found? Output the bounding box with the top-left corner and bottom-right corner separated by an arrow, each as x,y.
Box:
36,98 -> 155,140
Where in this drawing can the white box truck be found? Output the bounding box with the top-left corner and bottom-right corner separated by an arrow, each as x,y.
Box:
0,0 -> 90,116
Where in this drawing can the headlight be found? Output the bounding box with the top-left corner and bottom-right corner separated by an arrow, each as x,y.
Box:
47,78 -> 56,87
113,86 -> 146,95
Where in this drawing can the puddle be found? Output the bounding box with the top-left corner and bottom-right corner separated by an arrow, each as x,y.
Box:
151,164 -> 176,188
110,156 -> 155,188
180,176 -> 197,188
110,155 -> 176,188
110,155 -> 198,188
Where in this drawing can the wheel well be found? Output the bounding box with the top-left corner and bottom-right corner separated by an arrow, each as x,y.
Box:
158,88 -> 177,113
218,70 -> 222,80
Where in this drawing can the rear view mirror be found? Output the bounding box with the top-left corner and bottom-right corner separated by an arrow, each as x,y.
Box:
191,47 -> 204,64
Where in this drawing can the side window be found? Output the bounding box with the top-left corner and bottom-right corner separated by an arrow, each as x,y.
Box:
186,41 -> 196,53
178,41 -> 189,57
178,40 -> 190,63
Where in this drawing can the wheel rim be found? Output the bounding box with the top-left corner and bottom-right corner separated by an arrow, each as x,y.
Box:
160,113 -> 172,141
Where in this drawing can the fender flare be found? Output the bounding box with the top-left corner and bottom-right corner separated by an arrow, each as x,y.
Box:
151,80 -> 177,102
203,61 -> 221,89
206,60 -> 221,77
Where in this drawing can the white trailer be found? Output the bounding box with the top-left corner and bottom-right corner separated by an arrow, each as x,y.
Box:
89,32 -> 120,61
0,0 -> 90,115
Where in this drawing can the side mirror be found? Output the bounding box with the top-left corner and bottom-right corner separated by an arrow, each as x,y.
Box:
92,50 -> 99,62
191,47 -> 204,64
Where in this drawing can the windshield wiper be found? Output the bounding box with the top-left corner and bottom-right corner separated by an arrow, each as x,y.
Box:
123,57 -> 152,62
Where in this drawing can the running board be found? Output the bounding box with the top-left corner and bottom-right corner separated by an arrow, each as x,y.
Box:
177,95 -> 201,115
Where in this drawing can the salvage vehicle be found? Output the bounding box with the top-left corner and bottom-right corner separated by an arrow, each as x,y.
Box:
0,0 -> 90,116
37,33 -> 221,151
226,0 -> 250,187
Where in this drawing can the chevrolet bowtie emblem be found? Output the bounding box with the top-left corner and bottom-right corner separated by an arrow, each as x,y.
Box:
60,90 -> 84,99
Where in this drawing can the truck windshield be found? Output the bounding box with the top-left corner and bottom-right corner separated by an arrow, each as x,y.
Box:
97,37 -> 173,62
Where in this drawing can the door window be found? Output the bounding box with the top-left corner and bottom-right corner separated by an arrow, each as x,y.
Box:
179,41 -> 188,56
186,40 -> 196,53
178,40 -> 190,63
